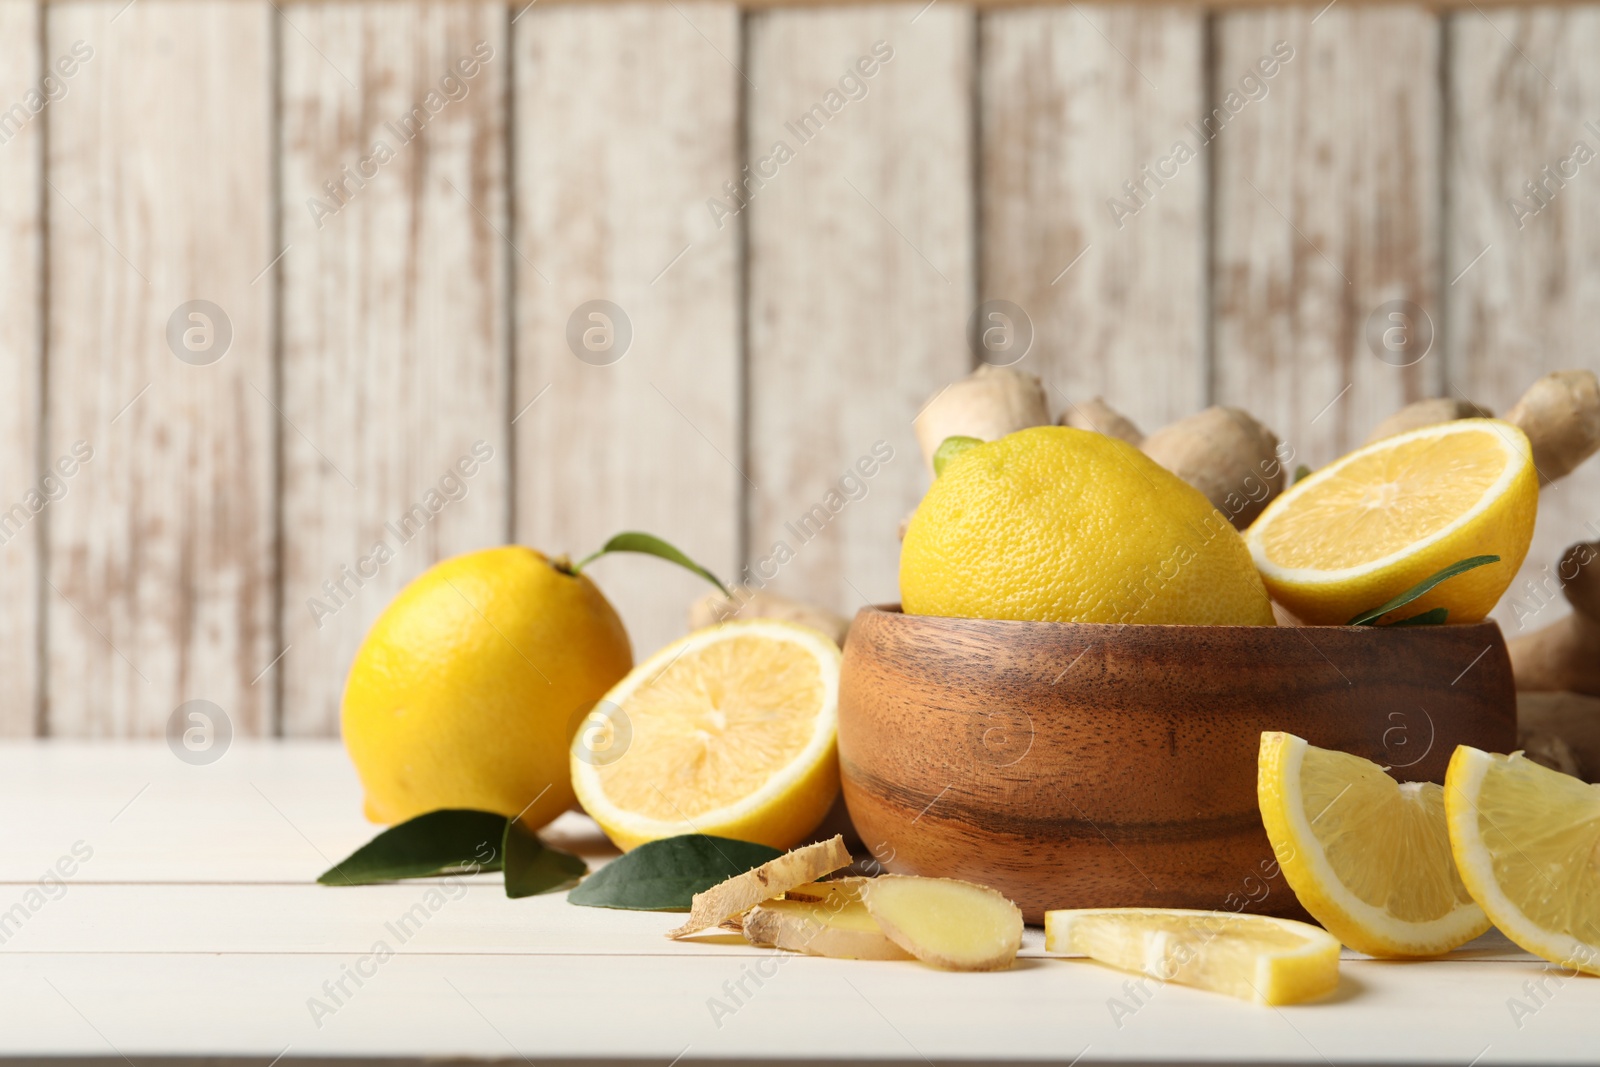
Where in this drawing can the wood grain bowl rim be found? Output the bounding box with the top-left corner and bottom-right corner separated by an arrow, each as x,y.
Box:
851,602 -> 1506,639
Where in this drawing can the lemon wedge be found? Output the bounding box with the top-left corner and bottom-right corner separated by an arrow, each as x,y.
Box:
1258,732 -> 1488,956
570,620 -> 841,852
1446,746 -> 1600,975
1246,419 -> 1536,624
1045,908 -> 1340,1005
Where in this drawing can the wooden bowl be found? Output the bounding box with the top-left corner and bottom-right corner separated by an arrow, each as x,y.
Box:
837,606 -> 1516,923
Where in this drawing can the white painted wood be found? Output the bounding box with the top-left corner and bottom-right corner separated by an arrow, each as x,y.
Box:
513,3 -> 742,661
278,2 -> 511,736
746,5 -> 974,613
0,741 -> 1578,1063
0,0 -> 42,737
1447,9 -> 1600,637
1213,8 -> 1441,470
44,0 -> 275,736
0,947 -> 1585,1062
980,5 -> 1207,433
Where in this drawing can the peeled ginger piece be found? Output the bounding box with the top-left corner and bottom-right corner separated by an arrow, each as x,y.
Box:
744,881 -> 912,961
859,875 -> 1023,971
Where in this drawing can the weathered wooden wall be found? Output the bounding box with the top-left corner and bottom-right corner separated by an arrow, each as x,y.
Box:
0,0 -> 1596,737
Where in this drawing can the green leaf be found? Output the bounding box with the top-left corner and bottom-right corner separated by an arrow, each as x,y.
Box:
502,819 -> 587,899
1389,606 -> 1450,626
1293,464 -> 1313,484
318,810 -> 505,886
1347,555 -> 1501,626
567,834 -> 783,911
933,435 -> 983,477
573,532 -> 729,596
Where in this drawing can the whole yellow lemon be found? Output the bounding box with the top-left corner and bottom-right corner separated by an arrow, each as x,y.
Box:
342,546 -> 633,829
900,426 -> 1276,625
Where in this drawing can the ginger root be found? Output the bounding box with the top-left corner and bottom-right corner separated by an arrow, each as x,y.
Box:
1140,407 -> 1285,530
688,590 -> 850,647
858,875 -> 1022,971
1060,396 -> 1144,446
1507,541 -> 1600,696
912,365 -> 1050,474
1505,370 -> 1600,485
1517,691 -> 1600,782
743,881 -> 914,961
1367,398 -> 1493,444
1364,371 -> 1600,486
667,835 -> 851,939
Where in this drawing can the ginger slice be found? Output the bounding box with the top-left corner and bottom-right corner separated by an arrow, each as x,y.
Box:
667,835 -> 852,939
858,875 -> 1023,971
744,888 -> 913,962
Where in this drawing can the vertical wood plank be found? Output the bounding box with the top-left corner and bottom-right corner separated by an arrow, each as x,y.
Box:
514,3 -> 742,660
980,5 -> 1206,433
1213,8 -> 1441,468
279,2 -> 510,736
46,0 -> 275,736
747,4 -> 974,612
0,0 -> 41,735
1448,9 -> 1600,633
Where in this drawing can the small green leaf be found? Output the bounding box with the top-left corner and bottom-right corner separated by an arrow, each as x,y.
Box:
318,810 -> 505,886
567,834 -> 782,911
1389,606 -> 1450,626
502,819 -> 587,899
1293,464 -> 1313,484
1347,555 -> 1501,626
933,435 -> 983,476
573,532 -> 729,596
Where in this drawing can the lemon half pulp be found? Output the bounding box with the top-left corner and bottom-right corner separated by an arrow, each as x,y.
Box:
570,620 -> 841,852
1247,419 -> 1535,624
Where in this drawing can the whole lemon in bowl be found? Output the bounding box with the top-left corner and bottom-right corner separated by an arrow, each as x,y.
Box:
900,426 -> 1275,625
342,546 -> 633,830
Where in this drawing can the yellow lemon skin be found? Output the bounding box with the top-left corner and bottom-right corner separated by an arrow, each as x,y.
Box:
900,426 -> 1276,625
341,546 -> 632,831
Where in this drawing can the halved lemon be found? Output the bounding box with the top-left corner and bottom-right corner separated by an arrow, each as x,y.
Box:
570,620 -> 841,852
1044,908 -> 1340,1005
1246,419 -> 1536,624
1445,746 -> 1600,975
1258,732 -> 1488,956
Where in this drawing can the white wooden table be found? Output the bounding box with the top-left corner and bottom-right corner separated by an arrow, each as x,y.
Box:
0,742 -> 1592,1065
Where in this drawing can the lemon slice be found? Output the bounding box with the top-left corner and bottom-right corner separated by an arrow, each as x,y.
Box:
1445,746 -> 1600,975
1044,908 -> 1340,1005
1258,732 -> 1488,957
1246,419 -> 1536,624
570,620 -> 841,852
